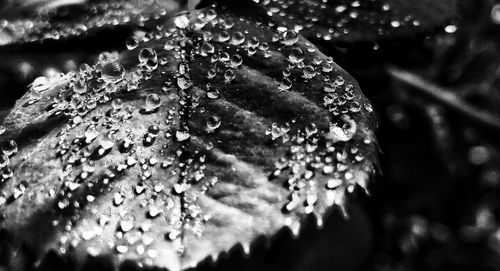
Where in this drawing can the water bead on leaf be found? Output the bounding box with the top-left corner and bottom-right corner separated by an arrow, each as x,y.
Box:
324,82 -> 336,93
126,36 -> 140,50
288,47 -> 304,64
206,116 -> 221,133
145,94 -> 162,112
74,78 -> 87,94
31,76 -> 50,92
303,66 -> 317,79
174,14 -> 190,29
2,140 -> 18,156
231,31 -> 245,45
281,30 -> 299,46
177,76 -> 193,90
230,54 -> 243,67
175,130 -> 190,142
0,154 -> 9,168
334,75 -> 345,86
145,59 -> 159,71
200,42 -> 215,56
278,77 -> 293,91
206,84 -> 220,99
218,31 -> 230,42
224,69 -> 236,82
327,115 -> 357,143
139,48 -> 157,63
101,62 -> 125,83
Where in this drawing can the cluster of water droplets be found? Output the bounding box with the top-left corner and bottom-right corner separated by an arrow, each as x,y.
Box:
0,0 -> 179,44
0,135 -> 17,205
254,0 -> 423,41
260,26 -> 375,219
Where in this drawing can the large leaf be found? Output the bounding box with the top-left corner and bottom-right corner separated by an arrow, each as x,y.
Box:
0,5 -> 377,270
251,0 -> 457,42
0,0 -> 189,46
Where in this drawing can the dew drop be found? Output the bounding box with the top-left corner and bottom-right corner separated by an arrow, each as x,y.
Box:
2,140 -> 18,156
0,154 -> 9,168
174,14 -> 190,29
31,76 -> 50,92
139,48 -> 157,64
200,42 -> 215,56
145,94 -> 162,112
206,116 -> 221,132
327,115 -> 357,143
73,79 -> 87,94
175,130 -> 190,141
288,47 -> 304,64
101,62 -> 125,83
281,30 -> 299,46
126,36 -> 139,50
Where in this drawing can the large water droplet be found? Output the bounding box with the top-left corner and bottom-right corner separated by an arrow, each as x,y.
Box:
31,76 -> 50,92
101,62 -> 125,83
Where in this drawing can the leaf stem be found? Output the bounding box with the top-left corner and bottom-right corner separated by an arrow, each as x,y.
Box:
387,66 -> 500,134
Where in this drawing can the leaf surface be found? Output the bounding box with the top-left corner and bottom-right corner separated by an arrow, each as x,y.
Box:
0,5 -> 377,270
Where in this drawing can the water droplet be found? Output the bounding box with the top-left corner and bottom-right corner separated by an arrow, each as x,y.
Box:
206,84 -> 220,99
327,115 -> 357,143
230,54 -> 243,67
126,36 -> 139,50
174,14 -> 189,29
177,76 -> 193,90
206,116 -> 221,132
288,47 -> 304,63
281,30 -> 299,46
231,31 -> 245,45
139,48 -> 157,63
73,78 -> 87,94
201,42 -> 215,56
0,154 -> 9,168
31,76 -> 50,92
120,216 -> 135,232
101,62 -> 125,83
145,94 -> 162,112
2,140 -> 18,156
175,130 -> 190,141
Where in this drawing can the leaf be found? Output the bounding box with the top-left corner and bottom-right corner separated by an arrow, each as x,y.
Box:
0,0 -> 190,46
250,0 -> 457,42
0,5 -> 377,270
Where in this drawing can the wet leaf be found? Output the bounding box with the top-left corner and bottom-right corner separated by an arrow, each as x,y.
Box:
251,0 -> 458,42
0,0 -> 190,46
0,5 -> 377,270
